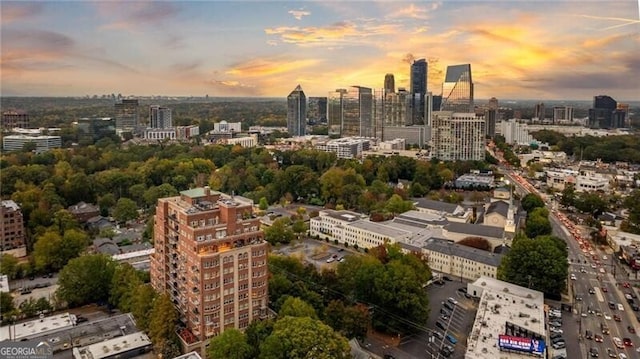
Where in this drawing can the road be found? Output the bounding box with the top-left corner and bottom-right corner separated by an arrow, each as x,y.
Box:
506,168 -> 640,359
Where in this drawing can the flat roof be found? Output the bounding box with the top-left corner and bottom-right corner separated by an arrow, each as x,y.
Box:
112,248 -> 155,261
172,352 -> 203,359
73,332 -> 151,359
348,220 -> 410,239
423,238 -> 503,267
466,277 -> 545,359
445,222 -> 505,239
0,313 -> 75,340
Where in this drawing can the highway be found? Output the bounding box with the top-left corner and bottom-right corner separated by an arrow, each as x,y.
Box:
505,169 -> 640,359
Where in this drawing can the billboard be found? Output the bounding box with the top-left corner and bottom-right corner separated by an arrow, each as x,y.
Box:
498,335 -> 545,355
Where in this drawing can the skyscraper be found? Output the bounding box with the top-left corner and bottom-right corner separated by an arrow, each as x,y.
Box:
534,102 -> 545,121
287,85 -> 307,136
150,187 -> 269,353
114,99 -> 140,130
440,64 -> 474,113
410,59 -> 427,125
552,106 -> 573,123
588,95 -> 618,128
307,97 -> 328,125
431,111 -> 485,161
149,105 -> 173,129
2,110 -> 29,129
328,86 -> 374,137
384,74 -> 395,94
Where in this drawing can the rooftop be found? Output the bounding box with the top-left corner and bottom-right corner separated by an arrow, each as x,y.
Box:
348,220 -> 411,240
172,352 -> 203,359
423,238 -> 503,267
1,200 -> 20,211
323,209 -> 365,222
72,332 -> 152,359
413,198 -> 461,215
486,201 -> 510,217
445,222 -> 505,239
466,277 -> 545,359
0,313 -> 76,340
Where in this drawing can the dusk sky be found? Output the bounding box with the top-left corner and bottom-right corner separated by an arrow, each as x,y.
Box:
2,1 -> 639,100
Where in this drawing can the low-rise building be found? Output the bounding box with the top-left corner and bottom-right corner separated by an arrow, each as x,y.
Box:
423,238 -> 502,280
225,134 -> 258,148
72,332 -> 152,359
68,202 -> 101,223
1,200 -> 27,257
413,198 -> 472,223
465,277 -> 546,359
315,137 -> 372,159
0,313 -> 77,341
2,135 -> 62,153
454,174 -> 495,189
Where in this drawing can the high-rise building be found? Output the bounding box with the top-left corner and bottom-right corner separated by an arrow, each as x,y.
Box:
328,86 -> 373,137
382,88 -> 412,127
149,105 -> 173,129
588,95 -> 618,128
410,59 -> 428,125
617,103 -> 630,128
534,102 -> 545,121
307,97 -> 327,125
2,110 -> 29,129
440,64 -> 474,113
77,117 -> 116,143
384,74 -> 395,94
431,111 -> 485,161
488,97 -> 499,111
150,187 -> 269,353
287,85 -> 307,137
552,106 -> 574,123
0,200 -> 26,257
485,109 -> 497,138
114,99 -> 140,130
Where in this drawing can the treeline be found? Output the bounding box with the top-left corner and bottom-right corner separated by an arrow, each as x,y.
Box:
204,244 -> 433,359
531,130 -> 640,163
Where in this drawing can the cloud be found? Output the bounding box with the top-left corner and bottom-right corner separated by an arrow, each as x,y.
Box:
288,9 -> 310,20
387,3 -> 439,20
576,14 -> 640,30
206,79 -> 260,96
265,20 -> 401,47
96,2 -> 180,30
1,29 -> 75,74
0,2 -> 43,23
266,40 -> 278,46
226,58 -> 320,77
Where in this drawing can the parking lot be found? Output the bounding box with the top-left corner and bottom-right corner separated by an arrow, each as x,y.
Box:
273,238 -> 354,269
399,274 -> 478,359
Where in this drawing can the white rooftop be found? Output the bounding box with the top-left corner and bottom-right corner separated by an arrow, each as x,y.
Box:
0,313 -> 76,340
112,248 -> 155,261
173,352 -> 203,359
465,277 -> 545,359
72,332 -> 152,359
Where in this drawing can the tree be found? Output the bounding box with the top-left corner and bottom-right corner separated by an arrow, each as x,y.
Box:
259,316 -> 351,359
497,235 -> 568,296
33,229 -> 88,272
521,193 -> 545,213
1,292 -> 15,316
525,207 -> 552,238
109,263 -> 142,312
458,237 -> 491,251
259,197 -> 269,211
0,254 -> 19,279
131,284 -> 157,331
113,197 -> 138,223
148,293 -> 179,357
264,218 -> 295,245
278,296 -> 318,319
57,254 -> 117,307
207,328 -> 252,359
560,183 -> 576,208
385,194 -> 414,215
323,300 -> 369,340
622,189 -> 640,234
52,209 -> 80,235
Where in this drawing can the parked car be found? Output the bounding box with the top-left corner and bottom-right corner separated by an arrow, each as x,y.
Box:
443,276 -> 453,282
446,334 -> 457,345
614,315 -> 621,322
447,297 -> 458,305
436,321 -> 447,331
586,330 -> 593,340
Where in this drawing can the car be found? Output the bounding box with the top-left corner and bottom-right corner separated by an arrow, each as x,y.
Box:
590,288 -> 596,294
326,258 -> 334,263
613,337 -> 624,349
552,336 -> 565,344
48,337 -> 60,343
623,282 -> 631,288
592,264 -> 598,268
550,321 -> 562,327
628,326 -> 636,334
338,257 -> 345,262
436,321 -> 447,331
590,347 -> 599,357
550,327 -> 563,334
582,312 -> 588,317
632,304 -> 639,312
551,332 -> 563,339
614,314 -> 621,322
623,337 -> 633,346
338,248 -> 344,252
595,334 -> 604,343
575,295 -> 583,301
609,302 -> 617,310
571,274 -> 577,280
581,268 -> 588,273
619,354 -> 627,359
602,286 -> 608,292
432,331 -> 444,340
447,297 -> 458,305
20,289 -> 31,295
443,302 -> 454,311
440,308 -> 451,316
443,276 -> 453,282
552,342 -> 566,350
446,334 -> 458,344
604,314 -> 612,320
457,287 -> 467,294
607,348 -> 617,358
440,315 -> 450,321
383,355 -> 396,359
586,330 -> 593,340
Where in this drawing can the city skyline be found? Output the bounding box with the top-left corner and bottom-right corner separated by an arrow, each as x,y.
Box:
1,1 -> 639,100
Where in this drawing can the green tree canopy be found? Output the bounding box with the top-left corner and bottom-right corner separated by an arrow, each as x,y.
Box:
33,229 -> 88,272
57,254 -> 117,307
278,296 -> 318,319
0,254 -> 19,279
109,263 -> 142,312
259,316 -> 351,359
207,328 -> 252,359
525,207 -> 552,238
113,197 -> 139,223
498,235 -> 568,296
148,293 -> 179,357
521,193 -> 545,213
264,218 -> 295,245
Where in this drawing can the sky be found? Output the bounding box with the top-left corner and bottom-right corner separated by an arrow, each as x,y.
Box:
1,1 -> 639,101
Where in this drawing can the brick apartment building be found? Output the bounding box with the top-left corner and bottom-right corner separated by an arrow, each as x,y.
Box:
150,187 -> 269,353
0,200 -> 27,257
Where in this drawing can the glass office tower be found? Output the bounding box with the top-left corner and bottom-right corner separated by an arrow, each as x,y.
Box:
440,64 -> 474,113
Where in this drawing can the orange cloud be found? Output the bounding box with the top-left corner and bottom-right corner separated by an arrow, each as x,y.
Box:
226,58 -> 320,77
387,3 -> 439,20
0,3 -> 43,24
265,20 -> 401,46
